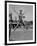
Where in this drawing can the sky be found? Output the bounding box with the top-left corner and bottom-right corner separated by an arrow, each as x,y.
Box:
9,4 -> 33,21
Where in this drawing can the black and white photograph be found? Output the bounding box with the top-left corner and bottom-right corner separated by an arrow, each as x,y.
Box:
5,1 -> 36,45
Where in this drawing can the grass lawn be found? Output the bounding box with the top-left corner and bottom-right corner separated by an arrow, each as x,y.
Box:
10,28 -> 33,41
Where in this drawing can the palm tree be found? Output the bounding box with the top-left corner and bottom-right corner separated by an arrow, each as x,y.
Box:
12,6 -> 26,31
14,10 -> 26,31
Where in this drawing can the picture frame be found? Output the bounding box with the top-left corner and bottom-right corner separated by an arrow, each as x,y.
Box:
5,1 -> 36,45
